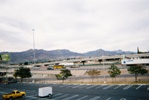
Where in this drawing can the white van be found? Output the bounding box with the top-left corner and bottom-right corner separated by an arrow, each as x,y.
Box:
38,86 -> 52,97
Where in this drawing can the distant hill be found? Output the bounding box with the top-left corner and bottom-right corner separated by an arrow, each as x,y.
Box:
0,49 -> 135,64
84,49 -> 134,57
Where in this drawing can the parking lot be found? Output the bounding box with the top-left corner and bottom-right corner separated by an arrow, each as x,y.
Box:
0,83 -> 149,100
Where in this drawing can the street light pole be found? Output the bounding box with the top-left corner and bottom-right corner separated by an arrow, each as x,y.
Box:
32,29 -> 35,67
102,56 -> 106,83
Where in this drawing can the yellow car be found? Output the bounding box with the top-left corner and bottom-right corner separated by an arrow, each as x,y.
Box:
2,90 -> 26,100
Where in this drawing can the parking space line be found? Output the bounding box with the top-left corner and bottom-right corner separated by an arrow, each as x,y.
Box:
62,94 -> 79,100
103,85 -> 113,90
95,85 -> 106,89
53,93 -> 62,97
106,97 -> 111,100
79,85 -> 88,88
123,85 -> 133,90
53,94 -> 69,100
0,91 -> 6,93
147,87 -> 149,90
72,85 -> 82,88
65,85 -> 75,88
37,98 -> 50,100
59,84 -> 72,88
136,85 -> 142,90
120,98 -> 126,100
114,85 -> 122,89
89,96 -> 100,100
86,85 -> 97,89
26,95 -> 37,99
77,95 -> 88,100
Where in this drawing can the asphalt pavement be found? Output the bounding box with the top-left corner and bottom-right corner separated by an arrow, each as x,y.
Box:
0,83 -> 149,100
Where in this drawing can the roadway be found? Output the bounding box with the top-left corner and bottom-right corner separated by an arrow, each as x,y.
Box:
0,83 -> 149,100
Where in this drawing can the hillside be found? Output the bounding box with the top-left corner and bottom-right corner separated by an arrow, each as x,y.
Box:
0,49 -> 135,64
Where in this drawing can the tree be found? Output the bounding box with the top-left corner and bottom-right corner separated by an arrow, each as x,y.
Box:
108,64 -> 121,82
86,69 -> 100,82
0,72 -> 6,76
128,65 -> 148,82
13,67 -> 32,82
81,61 -> 86,65
0,54 -> 2,61
24,62 -> 29,65
56,69 -> 72,82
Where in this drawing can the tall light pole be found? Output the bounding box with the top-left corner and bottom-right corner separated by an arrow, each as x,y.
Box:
32,29 -> 36,67
100,51 -> 106,83
102,55 -> 106,83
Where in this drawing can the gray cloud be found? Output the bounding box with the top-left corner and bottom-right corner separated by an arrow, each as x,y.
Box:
0,0 -> 149,53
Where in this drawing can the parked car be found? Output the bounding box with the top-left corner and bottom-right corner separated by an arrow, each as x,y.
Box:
47,67 -> 54,70
2,90 -> 26,100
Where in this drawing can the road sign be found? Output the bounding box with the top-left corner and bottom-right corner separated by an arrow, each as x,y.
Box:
0,54 -> 10,61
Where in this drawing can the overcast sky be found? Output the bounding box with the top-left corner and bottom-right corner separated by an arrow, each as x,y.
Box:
0,0 -> 149,53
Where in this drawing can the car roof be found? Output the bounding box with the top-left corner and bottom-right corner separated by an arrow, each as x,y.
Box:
13,90 -> 19,92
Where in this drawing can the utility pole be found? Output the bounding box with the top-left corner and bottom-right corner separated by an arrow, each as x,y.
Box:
32,29 -> 36,67
102,56 -> 106,83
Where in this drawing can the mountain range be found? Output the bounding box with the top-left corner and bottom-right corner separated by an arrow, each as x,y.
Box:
0,49 -> 135,64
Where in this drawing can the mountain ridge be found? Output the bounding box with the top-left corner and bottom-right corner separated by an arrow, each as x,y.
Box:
0,49 -> 135,64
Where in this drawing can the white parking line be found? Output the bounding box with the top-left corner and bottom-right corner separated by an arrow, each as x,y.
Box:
0,91 -> 6,93
103,85 -> 113,90
37,98 -> 51,100
59,84 -> 71,88
123,85 -> 133,90
62,94 -> 79,100
136,85 -> 142,90
79,85 -> 88,88
77,95 -> 88,100
114,85 -> 122,89
95,85 -> 106,89
89,96 -> 100,100
26,95 -> 37,99
65,85 -> 75,88
72,85 -> 82,88
106,97 -> 111,100
53,93 -> 62,97
53,94 -> 69,100
120,98 -> 126,100
147,87 -> 149,90
86,85 -> 97,89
